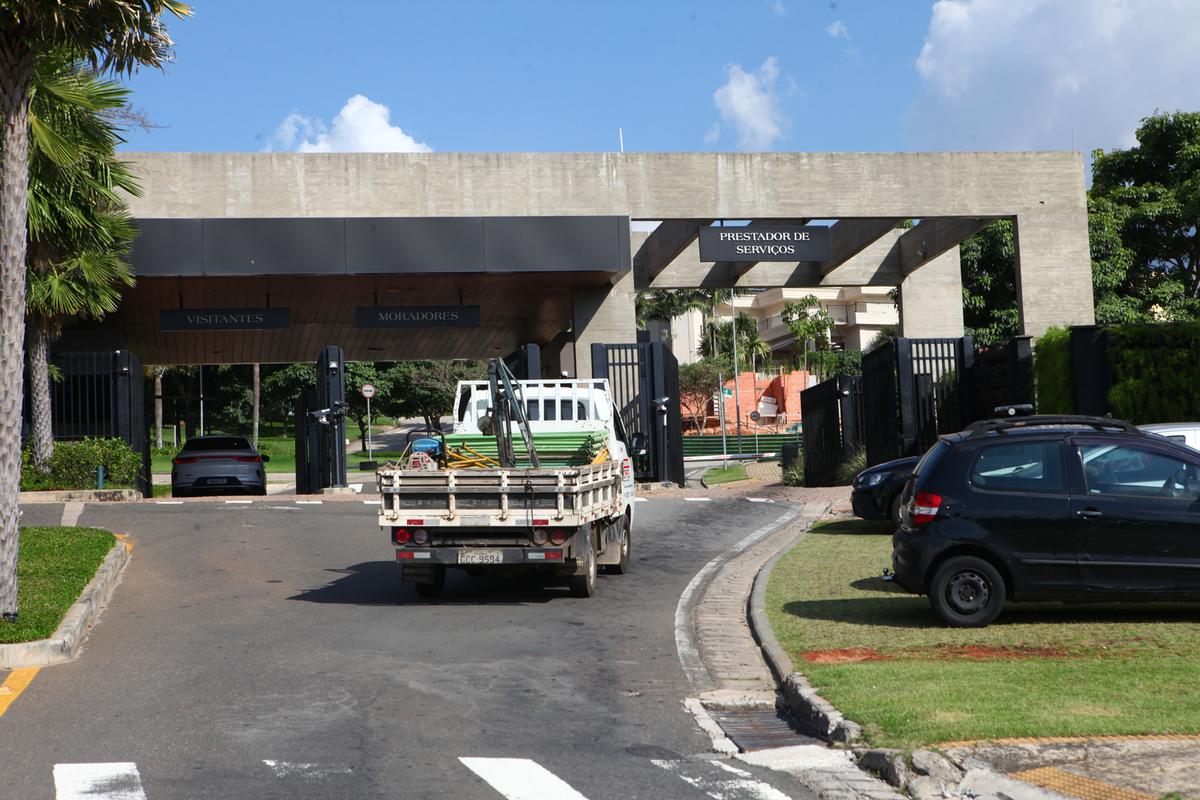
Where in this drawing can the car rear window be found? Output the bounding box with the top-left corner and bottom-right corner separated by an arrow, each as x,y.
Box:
181,437 -> 252,452
969,441 -> 1064,493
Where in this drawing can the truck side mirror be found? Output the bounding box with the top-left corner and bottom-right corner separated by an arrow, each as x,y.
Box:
630,431 -> 648,457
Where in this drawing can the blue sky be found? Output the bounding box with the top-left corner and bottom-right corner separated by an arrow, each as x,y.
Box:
118,0 -> 1200,158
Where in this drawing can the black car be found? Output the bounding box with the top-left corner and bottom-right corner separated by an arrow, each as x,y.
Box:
851,456 -> 920,526
891,413 -> 1200,627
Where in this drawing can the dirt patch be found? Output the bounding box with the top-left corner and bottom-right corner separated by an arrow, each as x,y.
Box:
803,647 -> 892,663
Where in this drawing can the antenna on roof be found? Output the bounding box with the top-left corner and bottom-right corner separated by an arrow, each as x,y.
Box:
618,128 -> 624,153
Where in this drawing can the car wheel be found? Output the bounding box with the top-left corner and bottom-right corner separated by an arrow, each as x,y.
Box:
568,529 -> 597,598
928,556 -> 1006,628
889,492 -> 904,527
602,515 -> 631,575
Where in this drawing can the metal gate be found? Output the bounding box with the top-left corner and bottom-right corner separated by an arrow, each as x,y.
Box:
800,375 -> 857,486
862,339 -> 909,466
39,350 -> 152,497
971,337 -> 1033,420
295,346 -> 349,494
591,342 -> 684,485
910,337 -> 973,450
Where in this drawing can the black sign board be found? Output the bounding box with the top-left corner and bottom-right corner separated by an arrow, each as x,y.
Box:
698,225 -> 830,262
355,306 -> 481,328
161,308 -> 290,331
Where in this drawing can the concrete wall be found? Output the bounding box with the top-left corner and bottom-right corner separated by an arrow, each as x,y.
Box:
571,271 -> 636,378
899,246 -> 966,338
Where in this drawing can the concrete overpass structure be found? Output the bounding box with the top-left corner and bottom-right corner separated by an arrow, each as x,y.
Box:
72,151 -> 1094,374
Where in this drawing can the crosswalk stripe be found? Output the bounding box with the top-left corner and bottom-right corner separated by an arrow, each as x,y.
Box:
54,762 -> 146,800
684,497 -> 713,502
155,500 -> 183,505
747,497 -> 774,503
634,497 -> 648,502
224,499 -> 253,504
459,757 -> 590,800
362,499 -> 378,505
295,500 -> 323,505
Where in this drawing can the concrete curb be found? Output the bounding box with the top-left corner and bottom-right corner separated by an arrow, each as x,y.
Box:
0,537 -> 130,668
19,489 -> 142,504
746,506 -> 864,743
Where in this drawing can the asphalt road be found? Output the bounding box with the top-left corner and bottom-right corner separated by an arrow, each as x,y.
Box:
3,496 -> 815,800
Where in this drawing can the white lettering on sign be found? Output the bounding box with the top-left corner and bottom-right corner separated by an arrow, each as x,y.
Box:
374,310 -> 461,322
184,313 -> 266,325
717,230 -> 812,242
734,244 -> 797,256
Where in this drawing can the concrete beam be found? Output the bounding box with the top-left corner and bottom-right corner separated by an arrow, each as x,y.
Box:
897,217 -> 995,276
899,246 -> 965,337
1014,208 -> 1094,336
816,218 -> 906,276
632,219 -> 712,285
572,269 -> 637,379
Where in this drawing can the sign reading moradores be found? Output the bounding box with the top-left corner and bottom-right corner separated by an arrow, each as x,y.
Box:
161,308 -> 290,331
355,306 -> 481,328
698,225 -> 830,262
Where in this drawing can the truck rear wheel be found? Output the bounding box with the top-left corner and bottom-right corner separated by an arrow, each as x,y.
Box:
568,531 -> 597,598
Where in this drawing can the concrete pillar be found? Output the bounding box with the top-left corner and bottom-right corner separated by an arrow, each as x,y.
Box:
898,245 -> 966,338
1013,209 -> 1094,337
571,270 -> 636,378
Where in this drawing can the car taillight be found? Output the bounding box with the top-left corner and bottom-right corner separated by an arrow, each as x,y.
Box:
172,456 -> 196,465
232,455 -> 262,463
393,527 -> 411,544
549,528 -> 570,545
911,491 -> 942,525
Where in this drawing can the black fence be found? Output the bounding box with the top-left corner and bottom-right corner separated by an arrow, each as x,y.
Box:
592,342 -> 684,485
800,375 -> 862,487
40,350 -> 152,497
971,337 -> 1033,420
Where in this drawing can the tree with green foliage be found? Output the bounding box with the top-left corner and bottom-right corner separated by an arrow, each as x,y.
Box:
781,295 -> 835,373
634,289 -> 709,333
959,220 -> 1020,345
342,362 -> 384,448
677,357 -> 729,432
698,315 -> 771,372
0,0 -> 190,623
383,361 -> 487,432
25,51 -> 139,471
1090,111 -> 1200,323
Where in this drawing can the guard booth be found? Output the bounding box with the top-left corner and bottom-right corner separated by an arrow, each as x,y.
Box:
29,350 -> 153,497
295,346 -> 349,494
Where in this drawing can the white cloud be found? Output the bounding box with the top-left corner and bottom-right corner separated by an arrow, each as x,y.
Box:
267,95 -> 432,153
908,0 -> 1200,154
771,0 -> 787,16
712,57 -> 786,150
827,20 -> 849,39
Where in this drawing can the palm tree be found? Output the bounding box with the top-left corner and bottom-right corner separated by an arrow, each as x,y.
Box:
699,315 -> 771,372
0,0 -> 189,622
25,51 -> 139,471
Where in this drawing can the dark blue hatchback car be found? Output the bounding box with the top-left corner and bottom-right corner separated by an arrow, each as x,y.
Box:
892,414 -> 1200,627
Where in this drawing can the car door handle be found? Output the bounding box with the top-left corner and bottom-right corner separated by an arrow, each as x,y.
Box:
1076,509 -> 1103,519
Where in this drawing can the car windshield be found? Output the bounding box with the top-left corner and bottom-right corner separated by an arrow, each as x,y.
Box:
180,437 -> 253,452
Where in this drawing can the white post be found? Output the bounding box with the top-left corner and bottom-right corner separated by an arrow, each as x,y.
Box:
366,395 -> 373,459
198,365 -> 204,437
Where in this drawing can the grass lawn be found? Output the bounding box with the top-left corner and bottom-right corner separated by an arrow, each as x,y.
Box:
0,526 -> 115,643
704,465 -> 749,484
766,518 -> 1200,748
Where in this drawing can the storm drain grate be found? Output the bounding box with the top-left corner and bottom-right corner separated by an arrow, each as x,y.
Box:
707,707 -> 821,752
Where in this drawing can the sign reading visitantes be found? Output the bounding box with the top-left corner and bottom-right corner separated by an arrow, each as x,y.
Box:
160,308 -> 290,331
697,225 -> 830,262
355,306 -> 481,328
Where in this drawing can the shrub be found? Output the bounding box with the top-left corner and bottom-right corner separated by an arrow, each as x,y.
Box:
1107,322 -> 1200,423
835,447 -> 867,485
1033,326 -> 1073,413
21,437 -> 142,491
782,461 -> 805,487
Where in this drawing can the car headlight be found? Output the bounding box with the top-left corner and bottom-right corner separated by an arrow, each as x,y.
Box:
860,472 -> 887,488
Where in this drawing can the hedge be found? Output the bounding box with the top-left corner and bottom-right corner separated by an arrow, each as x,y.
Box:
1032,326 -> 1073,413
1107,322 -> 1200,423
21,437 -> 142,491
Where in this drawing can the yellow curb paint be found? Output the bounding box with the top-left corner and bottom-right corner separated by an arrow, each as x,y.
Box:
114,532 -> 133,553
1011,766 -> 1156,800
0,667 -> 40,718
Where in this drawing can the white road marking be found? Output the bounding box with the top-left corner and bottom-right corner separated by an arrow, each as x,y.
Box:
683,497 -> 713,502
266,505 -> 301,512
362,500 -> 378,505
262,759 -> 353,779
673,506 -> 802,685
224,499 -> 253,504
634,497 -> 648,503
60,501 -> 85,526
459,757 -> 590,800
747,497 -> 774,503
350,483 -> 363,493
54,762 -> 146,800
155,500 -> 183,505
295,500 -> 323,505
651,759 -> 794,800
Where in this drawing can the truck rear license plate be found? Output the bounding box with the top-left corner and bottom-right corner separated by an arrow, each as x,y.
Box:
458,550 -> 503,565
461,515 -> 490,526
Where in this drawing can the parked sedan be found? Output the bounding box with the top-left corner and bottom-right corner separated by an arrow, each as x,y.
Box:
171,436 -> 269,497
850,456 -> 919,526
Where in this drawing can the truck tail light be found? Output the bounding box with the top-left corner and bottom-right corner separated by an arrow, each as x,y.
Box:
549,529 -> 570,545
531,528 -> 550,545
393,527 -> 411,544
412,529 -> 430,545
911,492 -> 942,525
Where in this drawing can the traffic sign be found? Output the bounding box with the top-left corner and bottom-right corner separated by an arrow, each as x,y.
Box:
750,411 -> 761,421
721,387 -> 733,397
361,383 -> 376,399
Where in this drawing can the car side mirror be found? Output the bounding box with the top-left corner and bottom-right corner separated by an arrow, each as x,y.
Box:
261,454 -> 271,463
629,431 -> 648,457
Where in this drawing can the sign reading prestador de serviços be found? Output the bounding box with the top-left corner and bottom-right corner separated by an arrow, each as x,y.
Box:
698,225 -> 830,262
